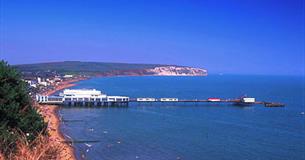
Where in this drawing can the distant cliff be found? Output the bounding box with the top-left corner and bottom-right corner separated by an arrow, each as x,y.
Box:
145,66 -> 207,76
14,61 -> 207,77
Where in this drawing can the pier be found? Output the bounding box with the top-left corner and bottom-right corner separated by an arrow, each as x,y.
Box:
36,89 -> 284,107
129,98 -> 285,107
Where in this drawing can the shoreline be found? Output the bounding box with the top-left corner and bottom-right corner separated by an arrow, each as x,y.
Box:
43,77 -> 87,96
38,77 -> 87,160
38,104 -> 76,160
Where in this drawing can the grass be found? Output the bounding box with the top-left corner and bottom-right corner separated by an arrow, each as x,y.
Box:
1,132 -> 62,160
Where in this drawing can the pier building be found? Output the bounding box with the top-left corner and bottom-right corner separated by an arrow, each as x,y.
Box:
136,98 -> 156,102
160,98 -> 179,102
61,89 -> 107,102
36,89 -> 129,106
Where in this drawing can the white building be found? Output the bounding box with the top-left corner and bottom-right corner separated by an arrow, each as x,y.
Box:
36,77 -> 49,86
36,95 -> 48,103
137,98 -> 156,102
241,98 -> 255,103
63,75 -> 73,78
36,95 -> 63,103
39,81 -> 48,86
63,89 -> 107,102
62,89 -> 129,102
36,89 -> 129,106
107,96 -> 130,102
24,80 -> 37,88
160,98 -> 179,102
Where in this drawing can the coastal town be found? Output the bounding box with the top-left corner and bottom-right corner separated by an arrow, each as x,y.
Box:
22,73 -> 87,96
25,75 -> 83,160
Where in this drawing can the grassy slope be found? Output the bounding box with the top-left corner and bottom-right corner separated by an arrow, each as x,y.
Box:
14,61 -> 175,75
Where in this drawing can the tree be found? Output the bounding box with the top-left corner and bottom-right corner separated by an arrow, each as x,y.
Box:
0,60 -> 47,156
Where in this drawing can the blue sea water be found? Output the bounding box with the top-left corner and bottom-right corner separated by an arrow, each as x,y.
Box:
59,75 -> 305,160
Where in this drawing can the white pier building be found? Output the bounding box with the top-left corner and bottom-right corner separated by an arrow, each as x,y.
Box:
36,89 -> 129,106
61,89 -> 107,102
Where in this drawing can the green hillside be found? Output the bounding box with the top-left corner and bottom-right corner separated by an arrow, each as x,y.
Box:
13,61 -> 173,75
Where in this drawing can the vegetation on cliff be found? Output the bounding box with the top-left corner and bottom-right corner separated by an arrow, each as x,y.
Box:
14,61 -> 207,76
0,60 -> 47,157
14,61 -> 167,75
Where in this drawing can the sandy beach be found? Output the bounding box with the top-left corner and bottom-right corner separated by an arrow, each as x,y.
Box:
38,104 -> 76,160
37,77 -> 86,160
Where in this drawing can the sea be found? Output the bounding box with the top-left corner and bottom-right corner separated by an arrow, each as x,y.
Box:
58,75 -> 305,160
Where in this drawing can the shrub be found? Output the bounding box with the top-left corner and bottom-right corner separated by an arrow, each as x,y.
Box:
0,60 -> 47,157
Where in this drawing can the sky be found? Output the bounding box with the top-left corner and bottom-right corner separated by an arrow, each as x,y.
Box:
0,0 -> 304,75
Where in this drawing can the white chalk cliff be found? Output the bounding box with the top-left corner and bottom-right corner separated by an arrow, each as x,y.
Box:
146,66 -> 207,76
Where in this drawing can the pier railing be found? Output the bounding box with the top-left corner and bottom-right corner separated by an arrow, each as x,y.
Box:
37,96 -> 284,107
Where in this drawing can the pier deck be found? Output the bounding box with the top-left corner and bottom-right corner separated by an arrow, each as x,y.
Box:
36,89 -> 284,107
38,98 -> 284,107
129,99 -> 284,107
129,99 -> 241,103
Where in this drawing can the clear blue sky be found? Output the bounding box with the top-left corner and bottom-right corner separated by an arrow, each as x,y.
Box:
0,0 -> 304,75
